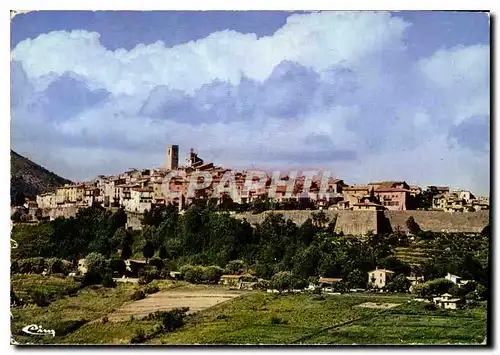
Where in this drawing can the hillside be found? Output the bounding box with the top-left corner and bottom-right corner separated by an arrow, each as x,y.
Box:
10,150 -> 72,205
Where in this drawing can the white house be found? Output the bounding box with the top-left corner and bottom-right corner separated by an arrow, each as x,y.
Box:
433,293 -> 463,310
368,268 -> 395,288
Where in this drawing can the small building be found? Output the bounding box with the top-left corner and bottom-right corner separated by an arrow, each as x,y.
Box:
125,259 -> 147,277
433,293 -> 464,310
170,271 -> 182,280
445,272 -> 462,284
219,274 -> 243,287
77,259 -> 88,275
406,275 -> 425,286
368,268 -> 395,288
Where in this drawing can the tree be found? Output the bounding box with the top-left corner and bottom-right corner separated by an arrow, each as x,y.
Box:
86,252 -> 107,274
345,269 -> 367,289
143,241 -> 155,263
158,245 -> 167,260
121,244 -> 132,260
11,210 -> 23,223
112,227 -> 129,250
225,260 -> 245,274
270,271 -> 293,293
412,278 -> 454,297
311,211 -> 329,229
387,274 -> 411,293
14,192 -> 26,207
406,216 -> 421,234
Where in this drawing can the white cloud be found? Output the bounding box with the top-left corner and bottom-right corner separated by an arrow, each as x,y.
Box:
12,11 -> 409,95
10,11 -> 490,196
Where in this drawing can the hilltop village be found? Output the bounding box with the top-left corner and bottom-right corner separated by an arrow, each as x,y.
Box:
25,145 -> 489,217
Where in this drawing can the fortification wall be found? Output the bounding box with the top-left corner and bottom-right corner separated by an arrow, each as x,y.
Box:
29,206 -> 80,220
235,209 -> 489,235
235,210 -> 379,235
334,210 -> 378,235
384,210 -> 489,233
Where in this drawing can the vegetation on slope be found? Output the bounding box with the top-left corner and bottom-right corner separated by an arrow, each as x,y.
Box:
10,150 -> 72,205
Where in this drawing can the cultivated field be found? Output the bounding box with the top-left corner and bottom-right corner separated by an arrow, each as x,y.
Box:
148,292 -> 487,345
11,276 -> 487,345
107,287 -> 247,321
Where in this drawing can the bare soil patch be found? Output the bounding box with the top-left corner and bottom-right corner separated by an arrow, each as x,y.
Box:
107,286 -> 246,322
356,302 -> 400,309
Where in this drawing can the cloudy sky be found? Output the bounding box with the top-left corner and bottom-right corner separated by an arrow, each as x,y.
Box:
10,11 -> 490,195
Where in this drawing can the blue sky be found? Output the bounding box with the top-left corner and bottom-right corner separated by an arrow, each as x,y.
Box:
10,11 -> 490,195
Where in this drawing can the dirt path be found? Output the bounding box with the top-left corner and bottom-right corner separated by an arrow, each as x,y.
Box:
107,287 -> 246,322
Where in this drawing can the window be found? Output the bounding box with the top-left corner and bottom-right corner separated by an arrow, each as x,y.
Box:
380,273 -> 382,277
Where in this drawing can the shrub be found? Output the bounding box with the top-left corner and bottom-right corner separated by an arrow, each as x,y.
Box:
102,272 -> 117,288
145,307 -> 189,332
270,271 -> 294,292
138,276 -> 150,285
159,270 -> 171,280
108,258 -> 126,276
225,260 -> 245,274
180,265 -> 204,284
144,281 -> 160,294
47,257 -> 63,274
424,303 -> 437,311
11,289 -> 22,307
82,271 -> 103,286
10,260 -> 19,274
138,265 -> 161,284
27,289 -> 51,307
53,319 -> 87,336
131,290 -> 146,301
130,329 -> 147,344
17,257 -> 46,274
85,253 -> 107,275
270,316 -> 287,325
102,316 -> 109,324
149,257 -> 164,271
254,280 -> 270,290
202,265 -> 224,284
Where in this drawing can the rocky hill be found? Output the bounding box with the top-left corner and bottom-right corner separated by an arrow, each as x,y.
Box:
10,150 -> 72,205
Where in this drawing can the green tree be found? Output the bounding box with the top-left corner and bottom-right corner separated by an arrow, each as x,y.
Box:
158,245 -> 167,260
270,271 -> 293,293
406,216 -> 421,234
386,273 -> 411,293
345,269 -> 367,289
121,244 -> 132,260
143,241 -> 155,263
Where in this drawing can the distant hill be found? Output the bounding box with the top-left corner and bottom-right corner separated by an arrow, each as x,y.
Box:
10,150 -> 72,205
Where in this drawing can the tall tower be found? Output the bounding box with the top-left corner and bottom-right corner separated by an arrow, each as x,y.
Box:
165,145 -> 179,170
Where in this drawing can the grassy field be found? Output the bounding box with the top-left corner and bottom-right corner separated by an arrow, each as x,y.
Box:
11,276 -> 487,345
148,292 -> 487,345
10,275 -> 164,345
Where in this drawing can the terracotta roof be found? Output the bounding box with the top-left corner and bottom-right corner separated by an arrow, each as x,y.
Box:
319,277 -> 342,283
375,188 -> 412,193
370,268 -> 394,274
